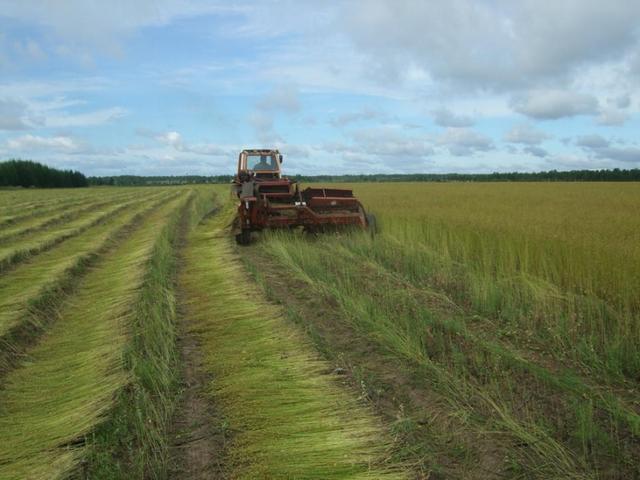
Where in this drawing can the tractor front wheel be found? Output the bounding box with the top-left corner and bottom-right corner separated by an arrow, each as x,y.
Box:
235,229 -> 252,245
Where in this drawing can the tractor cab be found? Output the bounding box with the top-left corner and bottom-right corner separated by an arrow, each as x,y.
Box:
237,149 -> 283,180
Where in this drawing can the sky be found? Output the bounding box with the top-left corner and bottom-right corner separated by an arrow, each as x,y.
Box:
0,0 -> 639,176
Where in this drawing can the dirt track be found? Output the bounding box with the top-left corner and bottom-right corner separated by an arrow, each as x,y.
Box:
169,220 -> 228,479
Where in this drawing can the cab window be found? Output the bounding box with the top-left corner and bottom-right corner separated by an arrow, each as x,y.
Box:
247,154 -> 276,171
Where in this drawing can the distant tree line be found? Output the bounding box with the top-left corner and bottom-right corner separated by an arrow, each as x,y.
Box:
87,168 -> 640,185
290,168 -> 640,183
4,161 -> 640,188
88,175 -> 232,186
0,160 -> 88,188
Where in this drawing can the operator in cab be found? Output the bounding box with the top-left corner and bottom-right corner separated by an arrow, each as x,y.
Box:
253,155 -> 275,170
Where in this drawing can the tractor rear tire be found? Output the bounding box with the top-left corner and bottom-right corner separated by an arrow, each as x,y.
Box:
235,229 -> 252,245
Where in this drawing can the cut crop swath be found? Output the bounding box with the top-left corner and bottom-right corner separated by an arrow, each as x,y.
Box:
0,190 -> 167,273
0,191 -> 191,480
81,186 -> 219,478
0,190 -> 101,227
0,189 -> 95,219
0,190 -> 140,242
0,190 -> 179,374
178,203 -> 408,479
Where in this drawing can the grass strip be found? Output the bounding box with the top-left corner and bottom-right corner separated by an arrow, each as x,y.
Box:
81,187 -> 218,479
0,190 -> 178,373
0,190 -> 166,273
0,191 -> 190,480
178,202 -> 407,479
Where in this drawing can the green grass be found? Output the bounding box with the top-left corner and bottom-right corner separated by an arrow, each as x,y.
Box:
254,181 -> 640,478
178,201 -> 407,479
348,182 -> 640,375
0,191 -> 191,479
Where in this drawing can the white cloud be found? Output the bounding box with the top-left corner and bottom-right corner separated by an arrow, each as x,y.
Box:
150,130 -> 232,156
596,107 -> 629,126
0,99 -> 31,130
437,128 -> 493,156
0,78 -> 125,134
0,1 -> 236,60
256,84 -> 300,114
330,108 -> 386,127
1,2 -> 638,175
313,126 -> 436,173
13,38 -> 47,62
544,154 -> 612,170
45,107 -> 128,128
431,108 -> 474,128
277,143 -> 311,159
349,126 -> 434,157
595,146 -> 640,163
576,135 -> 640,164
341,0 -> 640,90
0,33 -> 9,70
576,134 -> 610,149
0,78 -> 112,99
155,131 -> 183,147
248,85 -> 301,143
181,142 -> 230,156
510,90 -> 599,119
6,134 -> 82,153
613,93 -> 632,109
248,111 -> 281,144
523,146 -> 549,158
504,123 -> 550,145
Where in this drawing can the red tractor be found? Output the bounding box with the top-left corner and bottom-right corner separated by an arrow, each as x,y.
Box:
232,149 -> 374,244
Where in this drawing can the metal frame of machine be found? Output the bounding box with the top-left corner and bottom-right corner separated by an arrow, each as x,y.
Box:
232,149 -> 370,244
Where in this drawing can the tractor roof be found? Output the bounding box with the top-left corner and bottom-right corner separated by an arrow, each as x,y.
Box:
241,149 -> 280,155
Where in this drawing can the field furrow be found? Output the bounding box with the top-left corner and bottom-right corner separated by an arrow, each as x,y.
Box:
0,191 -> 166,273
0,190 -> 192,480
0,190 -> 178,371
177,203 -> 407,479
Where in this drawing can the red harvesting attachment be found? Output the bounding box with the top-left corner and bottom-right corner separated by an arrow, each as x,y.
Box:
231,149 -> 373,244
